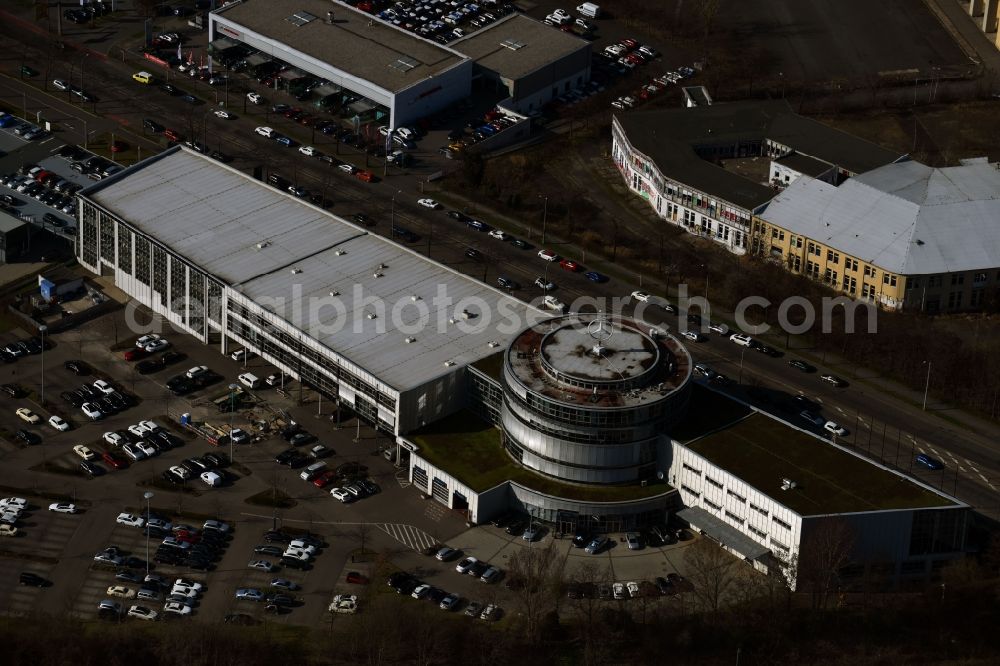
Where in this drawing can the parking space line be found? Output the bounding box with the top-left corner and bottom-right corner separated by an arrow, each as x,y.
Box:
376,523 -> 436,552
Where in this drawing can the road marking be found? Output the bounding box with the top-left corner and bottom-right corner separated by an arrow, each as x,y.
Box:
958,466 -> 966,472
394,469 -> 410,489
836,406 -> 845,414
376,523 -> 437,552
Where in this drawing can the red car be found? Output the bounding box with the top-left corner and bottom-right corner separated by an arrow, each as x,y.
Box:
355,170 -> 374,183
124,348 -> 150,362
174,531 -> 200,544
620,37 -> 638,50
559,259 -> 580,272
102,450 -> 127,469
312,470 -> 337,488
345,571 -> 369,584
110,141 -> 128,153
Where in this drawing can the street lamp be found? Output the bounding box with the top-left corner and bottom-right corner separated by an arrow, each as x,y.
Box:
390,189 -> 402,228
38,325 -> 47,405
143,491 -> 154,576
738,346 -> 747,384
228,383 -> 239,463
922,361 -> 932,411
538,195 -> 548,245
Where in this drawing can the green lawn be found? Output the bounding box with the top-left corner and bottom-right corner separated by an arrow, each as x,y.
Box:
408,410 -> 672,502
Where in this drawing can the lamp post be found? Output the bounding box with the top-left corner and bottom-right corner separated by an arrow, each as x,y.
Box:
538,195 -> 548,245
390,189 -> 402,229
229,383 -> 239,462
143,491 -> 154,576
38,325 -> 47,405
738,346 -> 747,384
922,361 -> 932,411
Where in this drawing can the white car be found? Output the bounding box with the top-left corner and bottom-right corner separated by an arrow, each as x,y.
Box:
127,605 -> 158,621
53,78 -> 71,91
824,421 -> 849,437
329,594 -> 358,614
248,560 -> 275,572
200,471 -> 222,487
15,408 -> 40,424
203,520 -> 230,533
543,295 -> 566,312
282,547 -> 312,561
169,465 -> 191,480
73,444 -> 96,461
330,487 -> 351,502
170,586 -> 199,600
626,581 -> 641,598
1,498 -> 27,510
107,585 -> 136,599
0,525 -> 17,537
729,333 -> 753,347
396,127 -> 416,140
417,198 -> 441,209
144,339 -> 170,353
104,431 -> 125,447
93,379 -> 115,395
137,442 -> 157,458
612,582 -> 626,599
488,229 -> 507,240
213,109 -> 233,119
135,333 -> 161,348
682,331 -> 703,342
537,249 -> 557,261
630,290 -> 650,302
298,145 -> 317,157
456,556 -> 479,574
163,601 -> 192,616
246,92 -> 263,104
185,365 -> 209,379
48,415 -> 70,431
48,502 -> 77,514
117,513 -> 145,527
174,578 -> 204,592
338,163 -> 358,174
81,403 -> 102,420
254,126 -> 273,137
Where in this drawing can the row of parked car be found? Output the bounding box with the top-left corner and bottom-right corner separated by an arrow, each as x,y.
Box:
0,113 -> 47,141
1,336 -> 46,363
113,514 -> 232,572
371,0 -> 516,44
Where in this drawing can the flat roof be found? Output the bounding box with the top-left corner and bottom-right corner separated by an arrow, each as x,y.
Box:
213,0 -> 467,94
775,153 -> 834,178
616,100 -> 903,210
680,392 -> 957,515
83,147 -> 545,394
408,410 -> 673,501
454,14 -> 589,81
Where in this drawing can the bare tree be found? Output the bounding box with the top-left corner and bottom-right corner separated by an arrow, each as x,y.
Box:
505,540 -> 566,642
797,517 -> 857,609
351,522 -> 373,558
683,537 -> 740,617
565,561 -> 613,665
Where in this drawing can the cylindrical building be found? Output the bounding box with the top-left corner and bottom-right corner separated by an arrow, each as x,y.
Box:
501,313 -> 692,485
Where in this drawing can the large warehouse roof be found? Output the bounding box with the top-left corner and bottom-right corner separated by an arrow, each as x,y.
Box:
84,147 -> 546,392
616,101 -> 903,210
454,14 -> 589,81
213,0 -> 467,93
760,158 -> 1000,275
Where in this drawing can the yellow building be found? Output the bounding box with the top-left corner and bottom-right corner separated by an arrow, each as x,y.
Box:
756,158 -> 1000,313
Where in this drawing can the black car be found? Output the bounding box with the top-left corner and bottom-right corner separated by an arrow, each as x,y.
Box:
263,531 -> 292,544
391,225 -> 417,242
447,210 -> 470,222
490,513 -> 513,528
224,613 -> 259,626
254,545 -> 283,557
19,572 -> 48,587
791,394 -> 820,413
188,558 -> 213,571
167,377 -> 195,395
97,396 -> 118,415
654,576 -> 674,595
80,461 -> 103,476
159,83 -> 180,95
468,561 -> 489,577
159,350 -> 184,366
496,276 -> 519,290
106,392 -> 130,411
289,432 -> 315,447
1,383 -> 24,398
571,530 -> 589,548
505,520 -> 526,536
136,358 -> 164,374
427,587 -> 447,602
14,429 -> 40,445
161,469 -> 182,485
143,118 -> 164,133
280,556 -> 310,570
335,462 -> 367,477
465,248 -> 481,260
788,359 -> 815,373
274,449 -> 298,465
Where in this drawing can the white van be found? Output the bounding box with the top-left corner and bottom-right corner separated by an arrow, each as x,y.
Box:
576,2 -> 600,18
238,372 -> 261,389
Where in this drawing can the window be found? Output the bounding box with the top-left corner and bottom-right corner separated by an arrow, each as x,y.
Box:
749,503 -> 768,517
725,510 -> 744,525
771,539 -> 789,554
951,274 -> 964,286
970,289 -> 984,307
807,242 -> 821,257
806,261 -> 820,278
928,275 -> 942,288
704,499 -> 721,511
974,272 -> 988,285
947,291 -> 963,309
842,276 -> 857,295
772,517 -> 791,530
906,277 -> 919,290
680,484 -> 700,498
705,476 -> 723,490
846,258 -> 858,272
883,273 -> 897,287
863,265 -> 873,277
118,227 -> 133,275
727,489 -> 746,503
135,237 -> 150,286
152,246 -> 167,307
748,524 -> 767,539
826,250 -> 839,263
824,268 -> 838,284
682,463 -> 702,476
771,229 -> 785,241
789,255 -> 801,272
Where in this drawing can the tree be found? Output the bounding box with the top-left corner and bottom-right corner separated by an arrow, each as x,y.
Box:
683,537 -> 740,617
351,522 -> 372,558
797,517 -> 857,609
565,561 -> 613,665
504,540 -> 566,642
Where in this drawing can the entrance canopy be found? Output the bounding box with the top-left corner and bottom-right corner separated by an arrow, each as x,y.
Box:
677,507 -> 771,560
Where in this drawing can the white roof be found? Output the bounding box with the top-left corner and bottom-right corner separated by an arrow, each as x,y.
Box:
760,159 -> 1000,275
86,147 -> 546,392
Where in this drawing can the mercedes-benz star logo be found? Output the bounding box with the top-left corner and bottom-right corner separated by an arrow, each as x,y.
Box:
588,317 -> 614,343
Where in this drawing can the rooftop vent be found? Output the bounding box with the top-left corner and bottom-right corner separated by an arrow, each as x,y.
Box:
404,337 -> 415,344
329,290 -> 340,297
411,295 -> 421,301
389,57 -> 418,73
290,268 -> 302,274
448,318 -> 456,324
287,11 -> 317,27
443,360 -> 456,367
500,39 -> 525,50
256,241 -> 270,250
780,478 -> 797,491
915,239 -> 925,246
335,250 -> 346,256
487,341 -> 500,348
373,272 -> 384,278
366,312 -> 377,320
